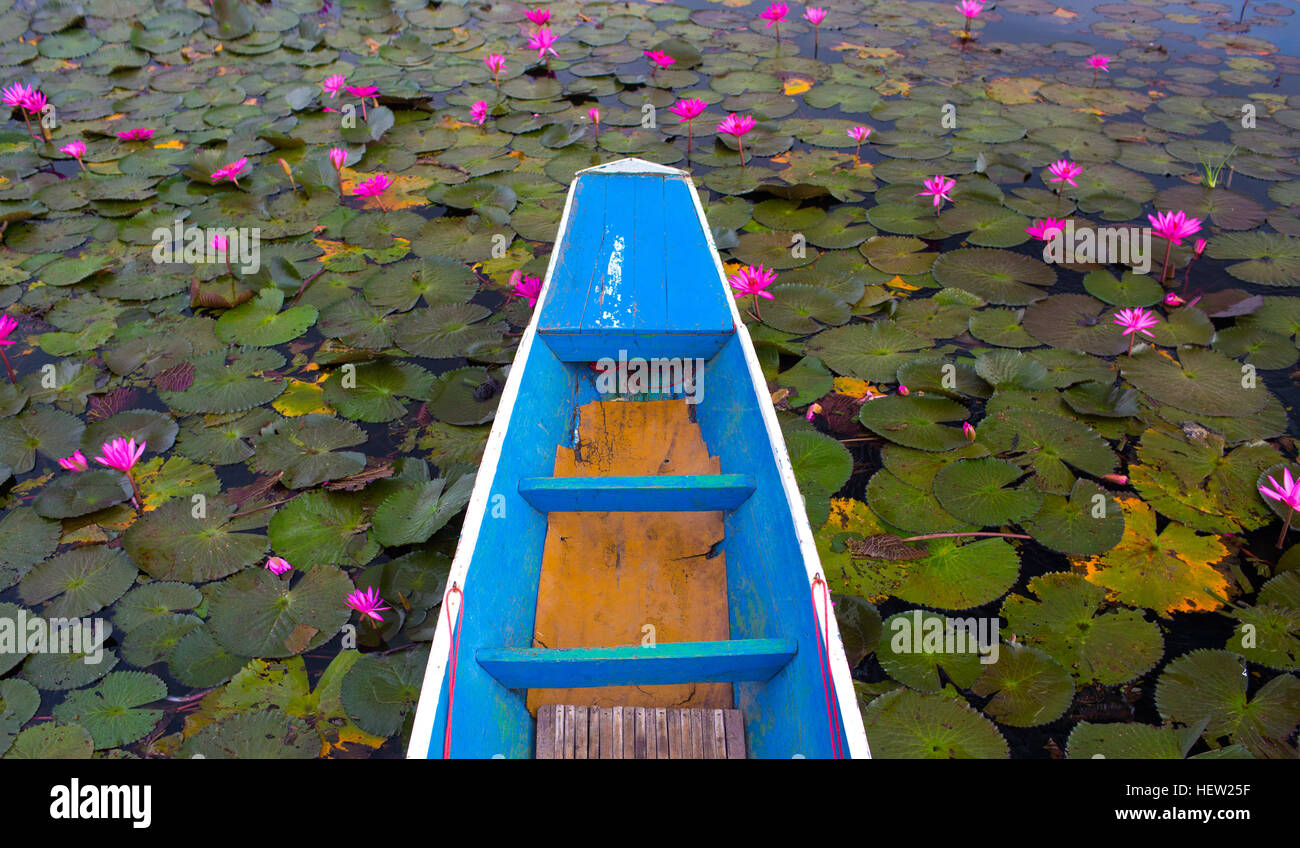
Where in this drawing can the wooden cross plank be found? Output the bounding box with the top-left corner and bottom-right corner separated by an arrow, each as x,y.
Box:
537,706 -> 746,758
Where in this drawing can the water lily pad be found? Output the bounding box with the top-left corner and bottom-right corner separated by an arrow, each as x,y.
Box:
1021,479 -> 1124,556
51,671 -> 166,749
168,628 -> 247,689
1082,269 -> 1162,307
876,610 -> 988,692
122,498 -> 267,583
979,408 -> 1117,494
0,508 -> 61,591
1002,573 -> 1162,685
1206,232 -> 1300,287
1076,498 -> 1230,617
209,565 -> 353,658
0,679 -> 39,756
864,469 -> 973,535
19,546 -> 136,619
3,722 -> 94,759
895,537 -> 1022,611
427,367 -> 501,426
250,414 -> 366,489
1021,294 -> 1127,355
340,646 -> 429,737
862,688 -> 1008,759
970,642 -> 1074,727
859,395 -> 970,452
933,458 -> 1042,527
807,321 -> 931,384
1156,649 -> 1300,759
267,491 -> 380,569
180,710 -> 318,759
159,347 -> 286,415
215,287 -> 319,347
1121,347 -> 1267,418
372,475 -> 475,547
931,248 -> 1055,305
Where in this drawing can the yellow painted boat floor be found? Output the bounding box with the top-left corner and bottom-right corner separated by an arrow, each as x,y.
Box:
526,399 -> 732,715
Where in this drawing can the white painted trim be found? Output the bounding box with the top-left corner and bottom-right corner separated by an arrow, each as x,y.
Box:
577,157 -> 689,176
683,176 -> 873,759
407,176 -> 582,760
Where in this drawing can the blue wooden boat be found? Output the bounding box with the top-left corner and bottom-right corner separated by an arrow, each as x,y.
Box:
408,158 -> 870,759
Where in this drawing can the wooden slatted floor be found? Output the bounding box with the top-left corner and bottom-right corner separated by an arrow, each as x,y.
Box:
536,705 -> 746,759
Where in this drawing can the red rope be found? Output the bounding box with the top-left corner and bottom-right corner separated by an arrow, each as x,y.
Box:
442,582 -> 464,759
810,574 -> 842,759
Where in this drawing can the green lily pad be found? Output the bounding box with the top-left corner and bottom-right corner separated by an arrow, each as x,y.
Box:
215,287 -> 319,347
3,722 -> 94,759
0,508 -> 61,592
267,491 -> 380,569
340,646 -> 430,738
0,679 -> 40,757
807,321 -> 931,384
372,475 -> 475,547
51,671 -> 166,749
209,565 -> 353,658
427,367 -> 501,425
180,710 -> 319,759
862,688 -> 1009,759
932,248 -> 1055,305
933,458 -> 1043,527
1206,232 -> 1300,287
876,610 -> 989,692
1021,479 -> 1124,556
122,498 -> 267,583
970,642 -> 1074,727
250,414 -> 366,489
1002,573 -> 1162,685
19,546 -> 136,619
1121,347 -> 1268,418
1156,649 -> 1300,759
859,395 -> 970,452
895,537 -> 1023,611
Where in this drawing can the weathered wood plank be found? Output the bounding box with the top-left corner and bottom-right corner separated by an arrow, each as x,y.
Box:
699,709 -> 715,759
623,707 -> 635,759
655,708 -> 669,760
563,704 -> 574,760
536,704 -> 556,759
724,709 -> 746,759
574,706 -> 588,759
712,710 -> 727,760
667,708 -> 683,759
599,707 -> 614,759
634,708 -> 648,760
690,710 -> 704,759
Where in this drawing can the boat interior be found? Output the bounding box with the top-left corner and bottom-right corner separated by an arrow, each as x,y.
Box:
423,163 -> 852,758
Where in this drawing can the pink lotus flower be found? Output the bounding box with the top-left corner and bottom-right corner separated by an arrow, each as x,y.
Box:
485,53 -> 506,83
471,100 -> 488,125
962,422 -> 976,441
210,157 -> 249,186
321,74 -> 346,98
1113,306 -> 1160,356
1163,292 -> 1185,307
1193,238 -> 1207,256
347,586 -> 392,624
21,89 -> 46,114
897,384 -> 909,396
1025,217 -> 1066,241
345,85 -> 379,100
729,264 -> 777,320
0,314 -> 17,383
919,175 -> 956,214
805,402 -> 823,422
1261,468 -> 1300,547
529,27 -> 559,61
95,437 -> 146,473
1147,211 -> 1202,246
761,1 -> 789,35
1100,473 -> 1128,486
670,98 -> 707,122
717,113 -> 756,167
210,234 -> 228,253
804,7 -> 827,25
1,82 -> 33,109
354,172 -> 394,211
644,50 -> 675,69
265,556 -> 293,576
669,98 -> 707,154
847,125 -> 870,163
956,0 -> 984,17
58,450 -> 89,472
510,270 -> 543,308
116,127 -> 155,142
525,8 -> 551,26
588,107 -> 600,134
1149,209 -> 1203,282
1046,159 -> 1083,191
60,140 -> 85,159
1088,55 -> 1110,71
329,147 -> 347,171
